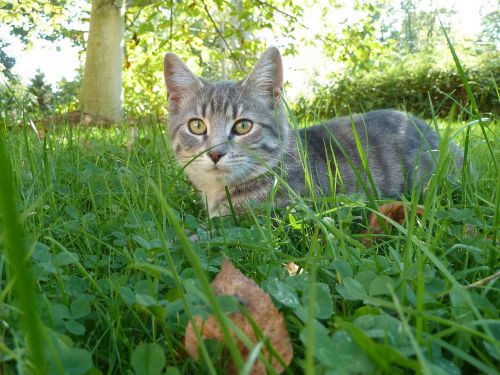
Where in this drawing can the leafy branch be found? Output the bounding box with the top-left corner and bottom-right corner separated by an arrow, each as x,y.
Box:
199,0 -> 246,72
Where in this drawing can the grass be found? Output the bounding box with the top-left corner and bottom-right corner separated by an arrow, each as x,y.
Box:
0,106 -> 498,374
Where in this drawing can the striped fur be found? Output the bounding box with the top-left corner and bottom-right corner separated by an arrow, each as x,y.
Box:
163,47 -> 461,217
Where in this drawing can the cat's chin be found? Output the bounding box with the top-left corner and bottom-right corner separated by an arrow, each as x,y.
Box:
186,161 -> 267,190
206,169 -> 255,187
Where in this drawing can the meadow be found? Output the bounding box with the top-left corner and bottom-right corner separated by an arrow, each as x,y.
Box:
0,103 -> 498,374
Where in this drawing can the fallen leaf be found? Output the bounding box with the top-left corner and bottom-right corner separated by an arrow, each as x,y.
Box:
185,259 -> 293,374
363,202 -> 424,247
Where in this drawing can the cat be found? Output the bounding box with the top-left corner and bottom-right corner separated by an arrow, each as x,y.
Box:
163,47 -> 460,217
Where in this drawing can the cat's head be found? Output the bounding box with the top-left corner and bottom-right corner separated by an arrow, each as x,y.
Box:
163,47 -> 291,188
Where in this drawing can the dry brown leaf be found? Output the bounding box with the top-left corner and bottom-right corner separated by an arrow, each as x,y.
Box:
363,202 -> 424,247
185,259 -> 293,374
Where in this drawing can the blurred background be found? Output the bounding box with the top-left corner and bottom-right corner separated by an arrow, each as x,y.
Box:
0,0 -> 498,123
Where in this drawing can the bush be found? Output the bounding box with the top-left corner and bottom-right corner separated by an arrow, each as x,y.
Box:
294,55 -> 499,122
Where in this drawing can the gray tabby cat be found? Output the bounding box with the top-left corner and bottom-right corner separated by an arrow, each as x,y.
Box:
163,47 -> 457,217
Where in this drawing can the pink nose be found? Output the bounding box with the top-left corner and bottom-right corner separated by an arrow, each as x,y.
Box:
208,150 -> 226,164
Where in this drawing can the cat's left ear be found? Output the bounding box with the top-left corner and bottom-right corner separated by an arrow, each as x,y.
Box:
163,53 -> 203,108
241,47 -> 283,100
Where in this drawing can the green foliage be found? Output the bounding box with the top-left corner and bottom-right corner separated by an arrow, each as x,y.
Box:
0,41 -> 16,80
48,348 -> 93,375
27,70 -> 53,113
131,343 -> 166,375
397,0 -> 455,54
321,0 -> 388,72
0,0 -> 87,46
53,75 -> 81,112
292,1 -> 498,122
478,6 -> 500,44
1,0 -> 497,122
0,80 -> 34,124
294,54 -> 500,122
122,0 -> 302,117
0,72 -> 79,121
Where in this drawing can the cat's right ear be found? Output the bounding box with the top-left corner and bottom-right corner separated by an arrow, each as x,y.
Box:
163,53 -> 203,108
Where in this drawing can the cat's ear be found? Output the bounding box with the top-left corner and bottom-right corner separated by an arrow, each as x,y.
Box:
241,47 -> 283,100
163,53 -> 203,108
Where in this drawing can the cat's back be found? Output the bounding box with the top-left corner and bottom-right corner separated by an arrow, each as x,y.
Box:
299,109 -> 439,158
300,109 -> 435,144
297,109 -> 441,195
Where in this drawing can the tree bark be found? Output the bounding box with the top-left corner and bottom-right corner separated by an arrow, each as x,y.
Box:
79,0 -> 125,122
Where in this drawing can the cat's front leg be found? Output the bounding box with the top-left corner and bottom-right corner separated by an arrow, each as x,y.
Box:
207,189 -> 251,218
208,203 -> 230,218
205,189 -> 232,218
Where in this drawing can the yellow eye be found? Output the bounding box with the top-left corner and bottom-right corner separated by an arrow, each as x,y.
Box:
188,119 -> 207,135
233,119 -> 253,135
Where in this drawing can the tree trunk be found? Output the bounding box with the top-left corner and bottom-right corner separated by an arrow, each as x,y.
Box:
79,0 -> 125,122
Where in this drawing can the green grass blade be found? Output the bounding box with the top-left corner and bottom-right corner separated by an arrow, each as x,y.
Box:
0,134 -> 46,373
438,15 -> 497,171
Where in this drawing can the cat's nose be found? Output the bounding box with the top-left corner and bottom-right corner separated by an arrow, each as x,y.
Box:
208,150 -> 226,164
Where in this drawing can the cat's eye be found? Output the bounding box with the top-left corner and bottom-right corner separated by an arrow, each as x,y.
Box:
233,119 -> 253,135
188,119 -> 207,135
